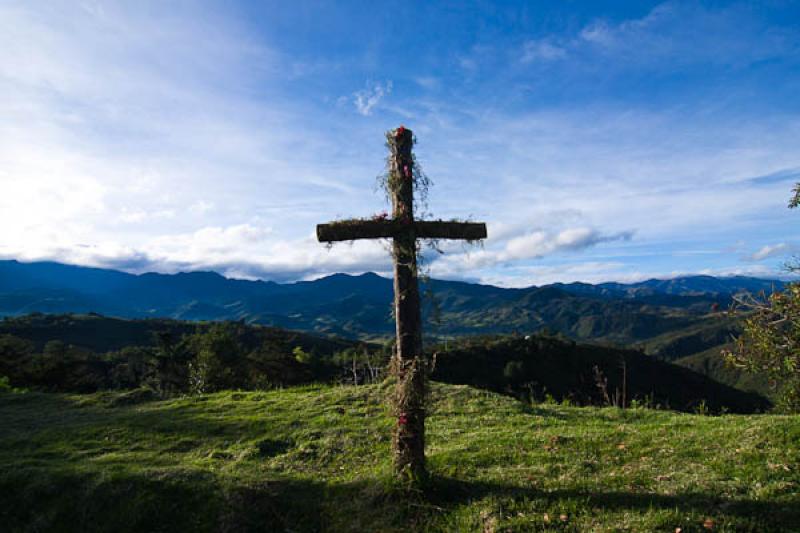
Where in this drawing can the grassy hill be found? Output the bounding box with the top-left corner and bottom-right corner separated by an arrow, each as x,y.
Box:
1,383 -> 798,532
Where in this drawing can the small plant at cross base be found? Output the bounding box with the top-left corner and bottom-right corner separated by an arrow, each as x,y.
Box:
316,126 -> 487,483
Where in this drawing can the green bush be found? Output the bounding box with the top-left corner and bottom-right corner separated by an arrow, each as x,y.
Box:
724,184 -> 800,412
724,284 -> 800,412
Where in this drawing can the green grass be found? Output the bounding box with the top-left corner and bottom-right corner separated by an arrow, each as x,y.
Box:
1,383 -> 798,532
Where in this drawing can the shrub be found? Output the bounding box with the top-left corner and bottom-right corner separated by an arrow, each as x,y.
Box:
724,184 -> 800,413
724,284 -> 800,412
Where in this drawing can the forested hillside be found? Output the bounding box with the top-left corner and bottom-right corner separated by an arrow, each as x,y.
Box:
432,335 -> 769,413
0,313 -> 770,413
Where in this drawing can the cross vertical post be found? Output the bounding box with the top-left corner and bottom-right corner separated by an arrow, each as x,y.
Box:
388,127 -> 426,479
316,126 -> 487,482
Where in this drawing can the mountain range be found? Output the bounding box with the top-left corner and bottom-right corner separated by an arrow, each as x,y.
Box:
0,259 -> 791,397
0,259 -> 784,340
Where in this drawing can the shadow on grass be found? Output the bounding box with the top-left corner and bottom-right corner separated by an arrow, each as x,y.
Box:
1,470 -> 424,533
2,392 -> 283,443
2,468 -> 798,532
0,469 -> 328,533
425,475 -> 800,528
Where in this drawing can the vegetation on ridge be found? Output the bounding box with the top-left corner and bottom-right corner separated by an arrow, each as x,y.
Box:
0,314 -> 771,413
433,335 -> 770,414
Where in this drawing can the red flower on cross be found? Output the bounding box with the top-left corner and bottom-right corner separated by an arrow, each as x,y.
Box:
395,125 -> 406,138
398,414 -> 409,426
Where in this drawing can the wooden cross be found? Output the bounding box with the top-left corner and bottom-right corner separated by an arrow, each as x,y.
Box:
316,126 -> 487,480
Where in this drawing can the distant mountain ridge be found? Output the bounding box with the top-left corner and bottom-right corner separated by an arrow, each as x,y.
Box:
555,275 -> 785,298
0,259 -> 787,342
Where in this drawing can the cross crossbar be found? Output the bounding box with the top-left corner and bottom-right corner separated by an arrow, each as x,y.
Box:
316,219 -> 487,243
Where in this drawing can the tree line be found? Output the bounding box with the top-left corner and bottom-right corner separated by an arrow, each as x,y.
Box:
0,319 -> 391,395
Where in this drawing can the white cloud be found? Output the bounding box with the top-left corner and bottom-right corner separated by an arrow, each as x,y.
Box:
520,39 -> 567,63
502,227 -> 622,262
0,221 -> 393,282
579,21 -> 614,46
747,243 -> 791,261
696,265 -> 796,280
425,226 -> 633,281
353,81 -> 393,116
117,208 -> 176,224
415,77 -> 440,90
574,1 -> 797,69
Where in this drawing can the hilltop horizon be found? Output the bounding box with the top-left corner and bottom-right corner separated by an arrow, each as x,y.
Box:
1,257 -> 796,290
0,258 -> 788,346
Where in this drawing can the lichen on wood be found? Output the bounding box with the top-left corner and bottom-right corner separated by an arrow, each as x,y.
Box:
316,219 -> 395,242
316,219 -> 487,243
414,220 -> 487,241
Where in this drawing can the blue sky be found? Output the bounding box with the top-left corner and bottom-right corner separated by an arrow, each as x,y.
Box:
1,1 -> 799,287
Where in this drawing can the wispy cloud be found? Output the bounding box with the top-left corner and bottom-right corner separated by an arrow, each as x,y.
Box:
414,77 -> 440,90
353,81 -> 393,116
747,243 -> 792,262
574,1 -> 798,68
500,228 -> 633,262
426,227 -> 633,281
520,39 -> 567,63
